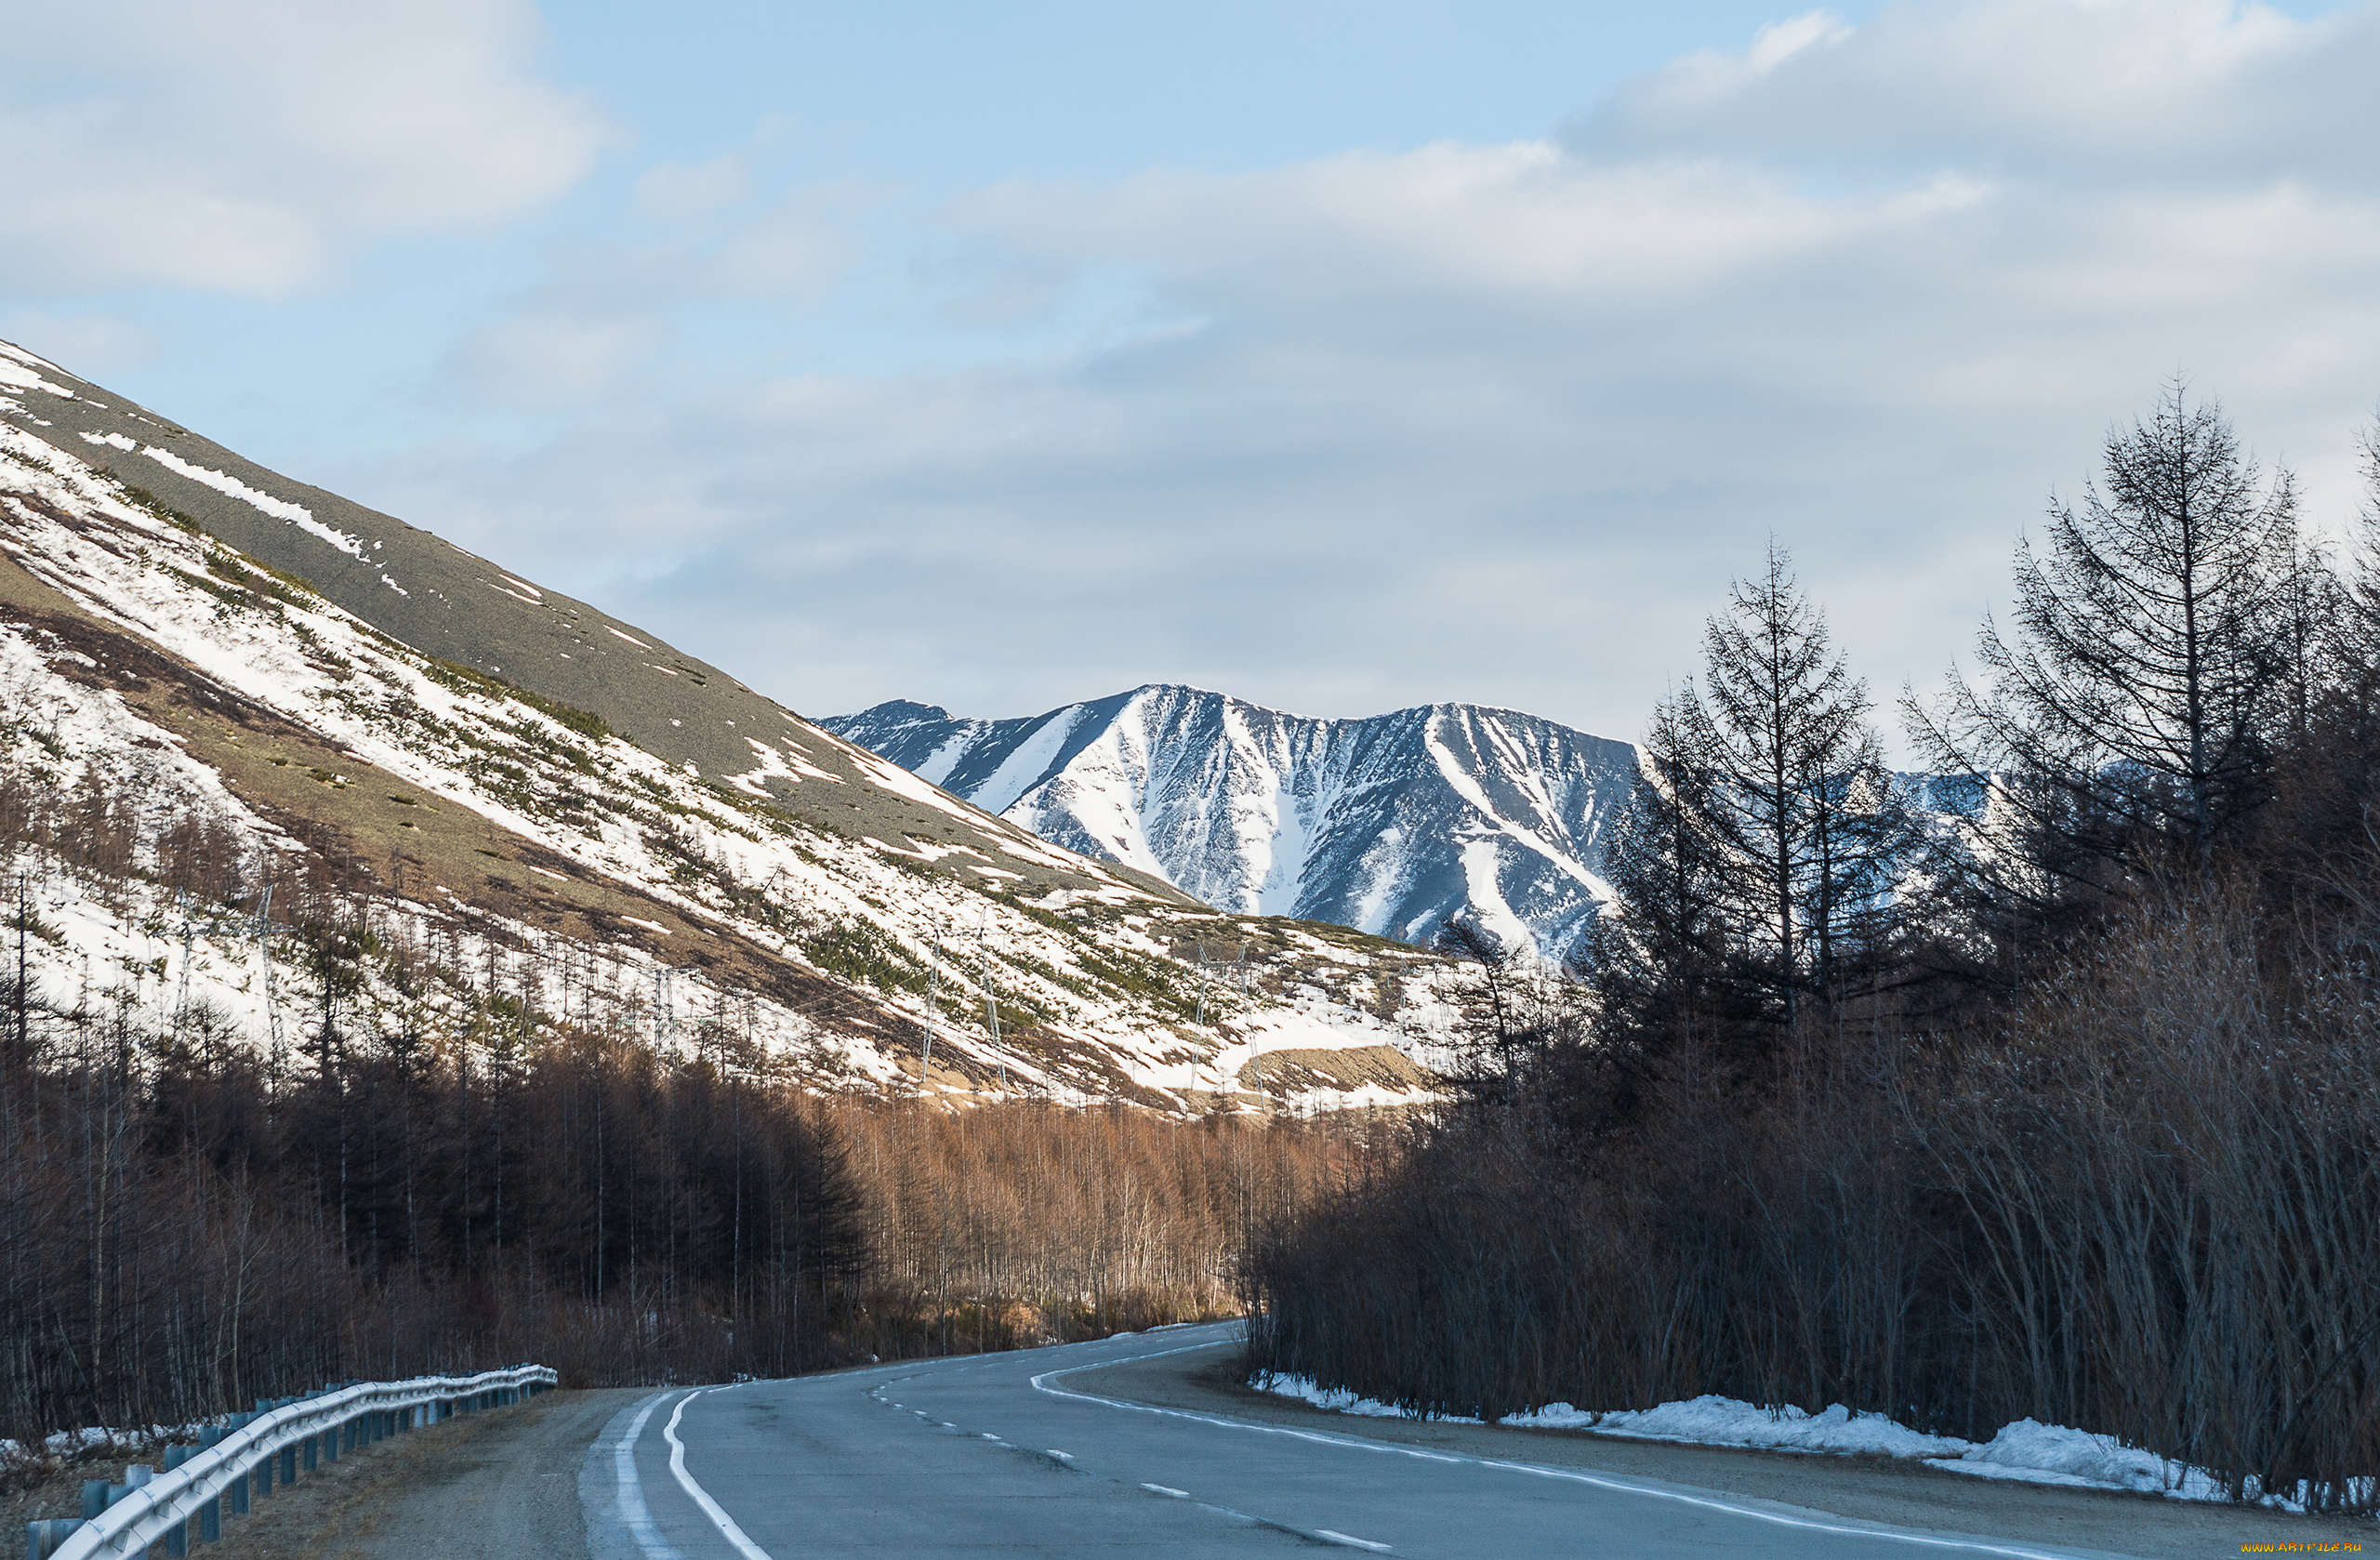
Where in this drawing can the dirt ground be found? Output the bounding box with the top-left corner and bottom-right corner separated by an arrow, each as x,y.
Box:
5,1390 -> 647,1560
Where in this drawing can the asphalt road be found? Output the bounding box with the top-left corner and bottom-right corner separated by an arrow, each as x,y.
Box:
582,1323 -> 2179,1560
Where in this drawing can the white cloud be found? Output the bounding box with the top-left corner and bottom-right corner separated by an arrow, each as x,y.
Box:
634,153 -> 753,223
1576,0 -> 2375,181
348,0 -> 2380,743
0,0 -> 611,296
452,311 -> 669,409
707,189 -> 866,296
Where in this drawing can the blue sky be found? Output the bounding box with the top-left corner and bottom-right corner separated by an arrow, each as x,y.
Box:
4,1 -> 2376,743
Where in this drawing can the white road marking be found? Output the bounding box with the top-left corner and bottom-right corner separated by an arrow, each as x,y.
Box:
614,1393 -> 690,1560
1143,1483 -> 1189,1497
1316,1532 -> 1393,1552
1031,1339 -> 2088,1560
663,1390 -> 774,1560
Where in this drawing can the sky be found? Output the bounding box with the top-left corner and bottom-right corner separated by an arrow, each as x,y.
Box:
3,0 -> 2376,746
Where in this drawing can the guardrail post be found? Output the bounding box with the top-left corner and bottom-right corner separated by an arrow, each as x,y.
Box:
27,1517 -> 81,1559
161,1447 -> 192,1557
302,1433 -> 316,1473
80,1484 -> 107,1521
279,1443 -> 296,1485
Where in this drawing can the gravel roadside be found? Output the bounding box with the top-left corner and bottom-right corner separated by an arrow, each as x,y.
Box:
1067,1344 -> 2376,1560
153,1387 -> 649,1560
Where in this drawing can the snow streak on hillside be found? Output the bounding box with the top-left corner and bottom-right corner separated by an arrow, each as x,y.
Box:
0,390 -> 1454,1113
826,687 -> 1642,962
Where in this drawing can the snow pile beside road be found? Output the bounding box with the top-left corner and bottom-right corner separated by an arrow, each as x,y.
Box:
1251,1377 -> 2317,1507
1506,1395 -> 1966,1458
1252,1374 -> 1476,1422
1937,1420 -> 2230,1501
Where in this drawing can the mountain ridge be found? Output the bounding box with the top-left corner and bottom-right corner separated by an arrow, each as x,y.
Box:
826,683 -> 1644,962
0,337 -> 1457,1112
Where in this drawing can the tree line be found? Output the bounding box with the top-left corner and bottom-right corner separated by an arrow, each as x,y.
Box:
0,746 -> 1357,1453
1242,383 -> 2380,1512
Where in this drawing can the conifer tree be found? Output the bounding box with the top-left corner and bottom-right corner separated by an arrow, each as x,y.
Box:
1593,543 -> 1915,1052
1911,382 -> 2310,882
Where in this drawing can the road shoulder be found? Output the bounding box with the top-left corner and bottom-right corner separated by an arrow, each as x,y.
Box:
205,1386 -> 650,1560
1064,1342 -> 2374,1560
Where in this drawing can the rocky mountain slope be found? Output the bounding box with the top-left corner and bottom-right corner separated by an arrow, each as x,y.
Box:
826,687 -> 1642,962
0,338 -> 1456,1111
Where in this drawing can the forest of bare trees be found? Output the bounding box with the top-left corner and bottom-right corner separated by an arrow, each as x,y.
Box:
1244,386 -> 2380,1512
0,743 -> 1355,1454
834,1102 -> 1359,1357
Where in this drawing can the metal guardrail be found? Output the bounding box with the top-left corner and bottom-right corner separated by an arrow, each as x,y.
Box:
26,1364 -> 557,1560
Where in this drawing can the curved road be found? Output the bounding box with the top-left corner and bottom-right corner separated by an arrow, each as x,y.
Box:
582,1323 -> 2159,1560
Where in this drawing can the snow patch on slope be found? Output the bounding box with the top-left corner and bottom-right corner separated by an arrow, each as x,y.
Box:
827,688 -> 1638,960
138,446 -> 365,557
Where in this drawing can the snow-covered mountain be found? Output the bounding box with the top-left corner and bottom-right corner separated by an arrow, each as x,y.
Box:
824,687 -> 1643,962
0,338 -> 1458,1112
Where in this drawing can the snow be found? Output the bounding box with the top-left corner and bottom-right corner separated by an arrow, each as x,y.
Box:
1930,1421 -> 2242,1502
606,626 -> 652,648
0,1420 -> 213,1468
1256,1375 -> 1477,1421
0,417 -> 1462,1112
913,728 -> 979,787
0,345 -> 76,397
1255,1376 -> 2344,1511
138,446 -> 366,557
1510,1395 -> 1967,1458
0,338 -> 68,374
970,705 -> 1087,817
830,688 -> 1635,963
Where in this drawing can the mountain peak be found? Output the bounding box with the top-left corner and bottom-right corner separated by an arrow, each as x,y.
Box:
825,690 -> 1639,960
